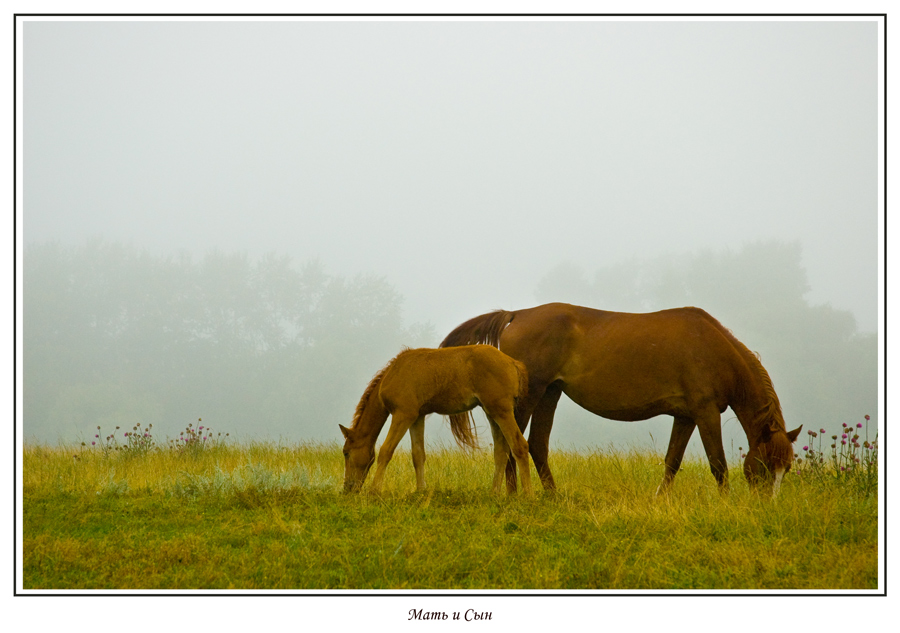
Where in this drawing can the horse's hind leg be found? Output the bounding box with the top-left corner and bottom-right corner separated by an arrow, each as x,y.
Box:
657,416 -> 696,495
409,415 -> 426,492
528,384 -> 562,492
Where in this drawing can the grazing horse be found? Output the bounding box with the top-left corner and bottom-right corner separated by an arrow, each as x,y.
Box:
339,345 -> 532,495
440,303 -> 802,496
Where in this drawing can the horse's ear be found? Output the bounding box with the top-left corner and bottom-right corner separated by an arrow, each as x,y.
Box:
786,425 -> 803,443
339,424 -> 351,439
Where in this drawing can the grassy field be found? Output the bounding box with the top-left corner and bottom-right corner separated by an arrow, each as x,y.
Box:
21,438 -> 879,591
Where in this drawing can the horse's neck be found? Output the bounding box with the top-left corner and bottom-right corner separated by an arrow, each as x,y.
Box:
731,373 -> 778,444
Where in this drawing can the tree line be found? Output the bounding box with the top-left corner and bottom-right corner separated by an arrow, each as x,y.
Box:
24,238 -> 877,448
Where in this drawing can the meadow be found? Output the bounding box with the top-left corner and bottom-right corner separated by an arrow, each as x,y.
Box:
22,421 -> 878,591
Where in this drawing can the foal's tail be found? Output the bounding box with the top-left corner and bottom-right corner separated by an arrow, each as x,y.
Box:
448,411 -> 479,451
439,309 -> 515,349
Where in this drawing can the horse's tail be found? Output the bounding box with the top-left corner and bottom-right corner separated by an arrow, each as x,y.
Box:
513,358 -> 530,419
439,309 -> 515,349
440,309 -> 516,449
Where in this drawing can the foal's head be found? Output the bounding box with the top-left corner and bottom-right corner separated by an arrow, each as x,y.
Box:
339,424 -> 375,493
743,424 -> 803,495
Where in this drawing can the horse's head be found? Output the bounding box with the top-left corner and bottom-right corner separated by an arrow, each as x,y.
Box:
339,424 -> 375,493
743,424 -> 802,495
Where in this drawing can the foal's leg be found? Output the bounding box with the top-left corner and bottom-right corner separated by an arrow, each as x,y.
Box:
370,410 -> 418,495
488,418 -> 511,494
657,416 -> 696,495
409,415 -> 426,492
503,386 -> 544,494
487,407 -> 532,496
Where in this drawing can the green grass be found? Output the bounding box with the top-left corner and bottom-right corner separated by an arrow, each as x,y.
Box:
22,442 -> 878,590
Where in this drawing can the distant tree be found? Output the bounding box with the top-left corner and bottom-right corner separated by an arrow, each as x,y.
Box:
534,240 -> 878,440
23,240 -> 433,443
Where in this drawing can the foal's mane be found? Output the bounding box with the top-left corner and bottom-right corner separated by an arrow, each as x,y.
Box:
349,350 -> 408,430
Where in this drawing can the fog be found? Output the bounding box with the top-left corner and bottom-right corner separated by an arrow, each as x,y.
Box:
22,18 -> 880,457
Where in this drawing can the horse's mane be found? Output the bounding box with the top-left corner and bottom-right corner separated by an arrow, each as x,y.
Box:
700,311 -> 785,433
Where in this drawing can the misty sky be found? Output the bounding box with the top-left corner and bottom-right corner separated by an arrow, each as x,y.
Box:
23,18 -> 879,336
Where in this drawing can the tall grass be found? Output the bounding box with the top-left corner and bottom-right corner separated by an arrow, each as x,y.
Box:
22,436 -> 878,591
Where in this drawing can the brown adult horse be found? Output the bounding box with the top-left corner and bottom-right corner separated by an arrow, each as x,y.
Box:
440,303 -> 802,496
339,345 -> 533,495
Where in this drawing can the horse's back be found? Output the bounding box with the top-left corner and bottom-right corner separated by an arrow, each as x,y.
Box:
500,304 -> 740,417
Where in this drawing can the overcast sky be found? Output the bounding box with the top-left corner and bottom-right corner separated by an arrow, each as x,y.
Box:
23,18 -> 879,335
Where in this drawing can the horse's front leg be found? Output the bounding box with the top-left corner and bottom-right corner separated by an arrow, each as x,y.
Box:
370,411 -> 417,495
657,416 -> 696,495
695,408 -> 729,493
409,415 -> 426,492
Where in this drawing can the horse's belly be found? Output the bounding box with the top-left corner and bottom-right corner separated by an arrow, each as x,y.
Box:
561,383 -> 686,421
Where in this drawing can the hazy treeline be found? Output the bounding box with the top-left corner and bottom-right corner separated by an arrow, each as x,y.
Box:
535,241 -> 877,438
24,239 -> 435,443
24,239 -> 877,449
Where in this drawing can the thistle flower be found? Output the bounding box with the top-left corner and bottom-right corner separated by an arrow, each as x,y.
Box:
865,414 -> 870,421
803,446 -> 809,451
